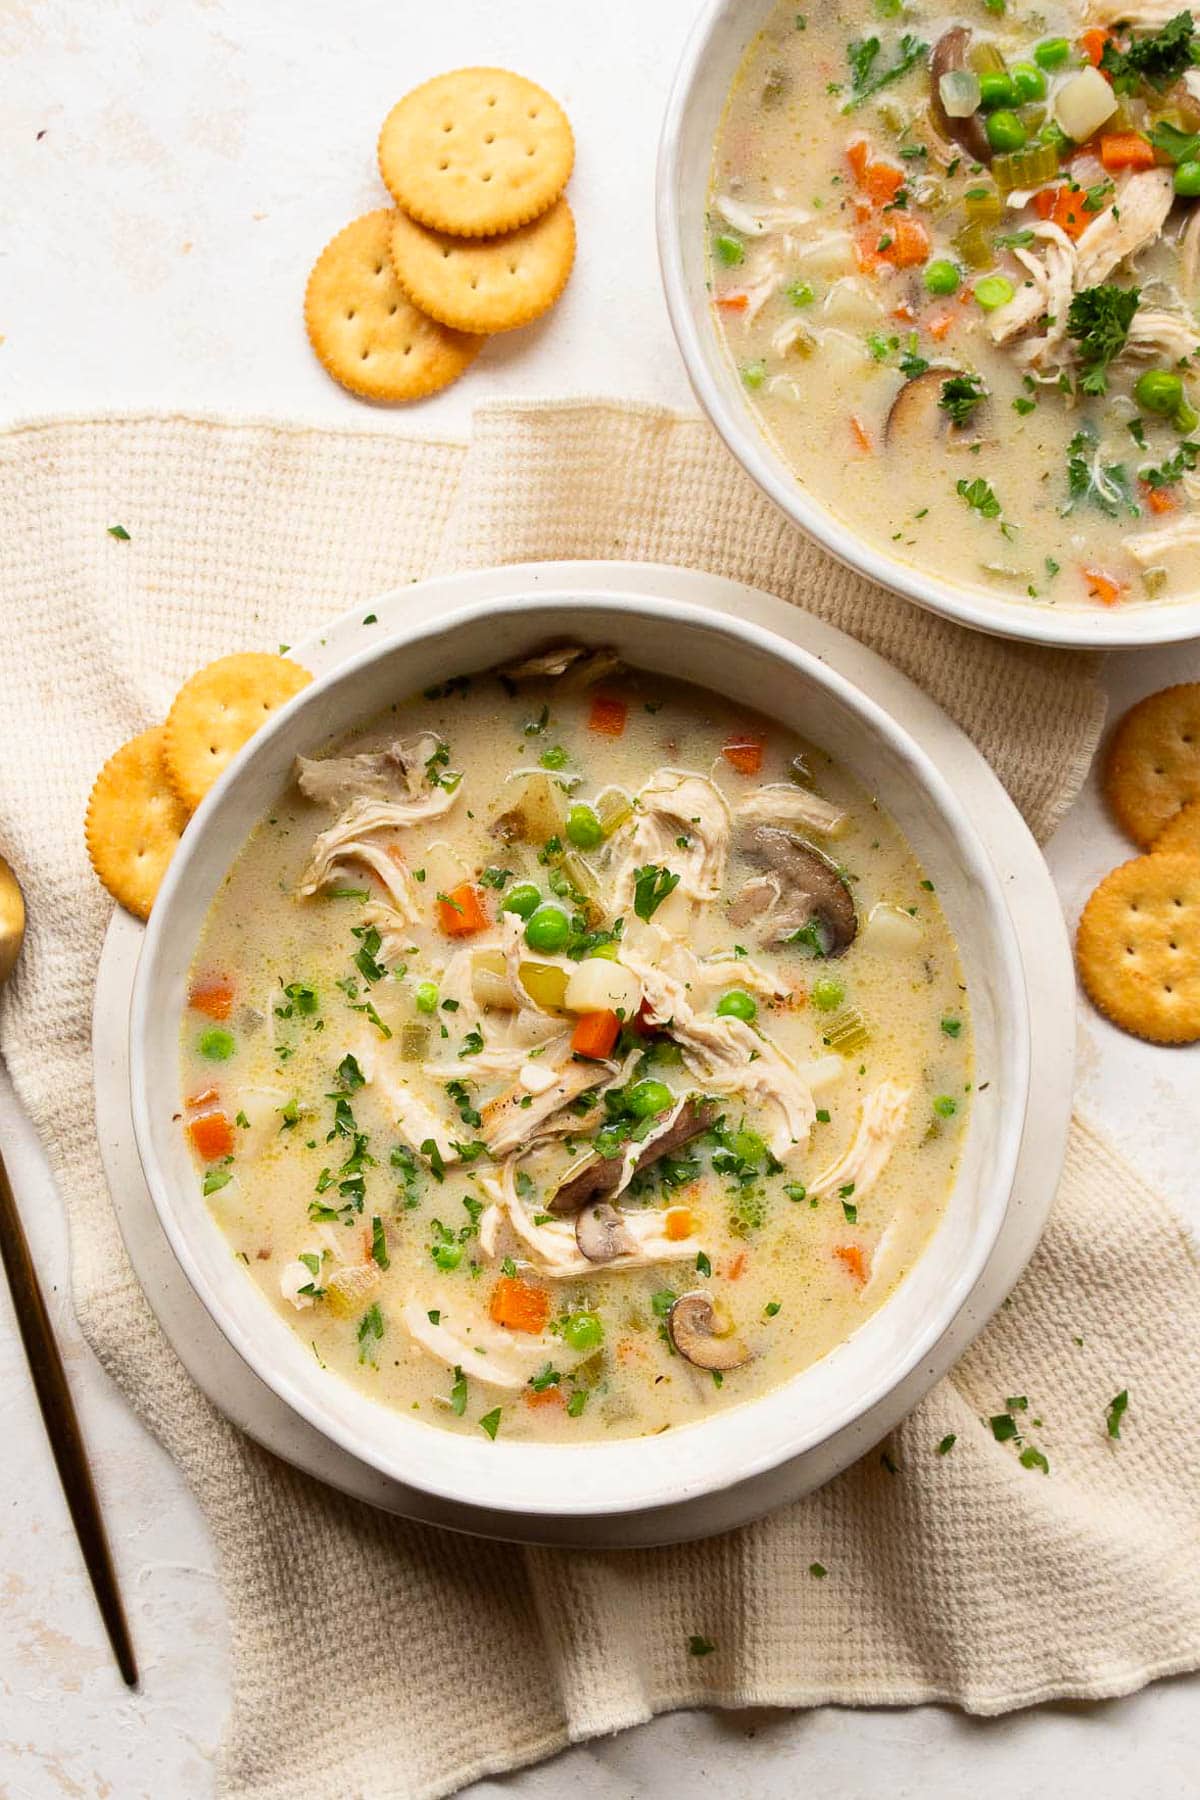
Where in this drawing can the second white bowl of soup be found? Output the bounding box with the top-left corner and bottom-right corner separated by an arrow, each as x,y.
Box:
659,0 -> 1200,646
133,593 -> 1029,1536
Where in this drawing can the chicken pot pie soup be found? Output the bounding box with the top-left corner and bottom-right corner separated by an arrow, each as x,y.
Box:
711,3 -> 1200,611
181,647 -> 971,1443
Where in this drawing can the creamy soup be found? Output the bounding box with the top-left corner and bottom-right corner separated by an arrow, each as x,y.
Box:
180,647 -> 971,1443
711,3 -> 1200,611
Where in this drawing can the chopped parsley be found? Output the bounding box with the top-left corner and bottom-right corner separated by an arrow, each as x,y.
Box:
1107,1388 -> 1129,1439
1064,426 -> 1138,519
939,373 -> 987,428
687,1635 -> 717,1656
956,477 -> 1002,520
632,863 -> 681,921
1140,441 -> 1199,489
356,1302 -> 384,1367
936,1433 -> 957,1455
479,1407 -> 502,1440
842,32 -> 929,110
1101,12 -> 1196,92
1066,284 -> 1140,397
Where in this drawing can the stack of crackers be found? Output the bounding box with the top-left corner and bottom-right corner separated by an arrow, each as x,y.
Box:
1078,682 -> 1200,1044
86,654 -> 311,920
306,68 -> 576,403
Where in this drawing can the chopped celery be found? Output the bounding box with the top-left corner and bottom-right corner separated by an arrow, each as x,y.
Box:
953,220 -> 995,268
991,140 -> 1060,193
1141,567 -> 1169,597
969,43 -> 1006,77
963,186 -> 1003,224
822,1007 -> 871,1056
400,1021 -> 430,1061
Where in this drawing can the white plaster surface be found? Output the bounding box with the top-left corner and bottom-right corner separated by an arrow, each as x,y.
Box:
0,1 -> 1196,1795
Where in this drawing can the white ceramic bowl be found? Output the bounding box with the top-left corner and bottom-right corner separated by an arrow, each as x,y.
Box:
131,590 -> 1030,1536
657,0 -> 1200,650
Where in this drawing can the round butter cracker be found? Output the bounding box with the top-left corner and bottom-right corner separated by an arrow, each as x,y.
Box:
378,68 -> 573,237
1152,797 -> 1200,858
86,727 -> 190,920
1077,852 -> 1200,1044
164,653 -> 312,811
1104,682 -> 1200,848
389,198 -> 574,334
305,210 -> 483,401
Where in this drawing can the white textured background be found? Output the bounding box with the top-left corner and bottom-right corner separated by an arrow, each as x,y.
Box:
1,1 -> 1197,1795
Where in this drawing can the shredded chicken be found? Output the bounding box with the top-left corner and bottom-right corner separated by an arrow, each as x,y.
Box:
297,782 -> 460,916
422,1037 -> 571,1082
621,941 -> 816,1158
295,732 -> 443,810
358,1038 -> 460,1162
612,769 -> 731,912
279,1259 -> 318,1311
735,783 -> 847,838
1124,306 -> 1200,364
988,224 -> 1075,353
1085,0 -> 1183,24
1182,211 -> 1200,303
476,1166 -> 701,1279
401,1300 -> 560,1389
1074,170 -> 1175,289
713,194 -> 812,237
1126,515 -> 1200,567
807,1081 -> 911,1202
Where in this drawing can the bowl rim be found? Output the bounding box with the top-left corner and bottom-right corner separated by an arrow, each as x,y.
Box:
131,587 -> 1031,1519
655,0 -> 1200,651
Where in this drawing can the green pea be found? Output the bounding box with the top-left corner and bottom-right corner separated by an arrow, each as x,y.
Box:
1010,61 -> 1047,102
1034,37 -> 1071,69
523,904 -> 571,954
923,259 -> 961,296
729,1128 -> 768,1165
1038,120 -> 1072,153
414,980 -> 439,1015
198,1027 -> 235,1061
1135,369 -> 1185,416
714,232 -> 745,267
933,1094 -> 958,1119
812,977 -> 846,1012
501,882 -> 542,919
978,71 -> 1017,110
1174,160 -> 1200,198
715,988 -> 758,1022
741,359 -> 767,390
432,1242 -> 463,1272
985,109 -> 1027,154
566,803 -> 603,849
785,279 -> 815,307
562,1311 -> 604,1352
587,940 -> 621,960
626,1079 -> 674,1119
1175,401 -> 1200,434
975,275 -> 1015,311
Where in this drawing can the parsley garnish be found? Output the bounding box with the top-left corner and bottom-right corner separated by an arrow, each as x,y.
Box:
1107,1388 -> 1129,1439
843,32 -> 928,110
1101,12 -> 1196,92
939,373 -> 987,429
1140,441 -> 1200,489
687,1635 -> 717,1656
479,1407 -> 502,1440
1064,426 -> 1138,518
632,863 -> 681,921
356,1302 -> 384,1367
956,477 -> 1002,520
1066,284 -> 1140,397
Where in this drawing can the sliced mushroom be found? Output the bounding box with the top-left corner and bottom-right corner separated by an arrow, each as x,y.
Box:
668,1291 -> 751,1372
735,826 -> 857,956
885,367 -> 984,448
575,1200 -> 637,1263
929,29 -> 992,165
549,1098 -> 719,1214
496,644 -> 622,689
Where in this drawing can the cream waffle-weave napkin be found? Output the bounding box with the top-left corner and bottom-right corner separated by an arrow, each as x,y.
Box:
1,400 -> 1197,1800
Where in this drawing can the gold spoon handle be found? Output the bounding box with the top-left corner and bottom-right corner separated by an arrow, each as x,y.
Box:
0,1142 -> 138,1687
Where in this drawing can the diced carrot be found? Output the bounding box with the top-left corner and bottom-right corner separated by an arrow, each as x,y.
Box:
489,1275 -> 551,1335
846,136 -> 871,184
726,1250 -> 748,1281
1080,27 -> 1111,68
436,880 -> 489,937
188,1109 -> 234,1161
185,1086 -> 219,1111
571,1009 -> 621,1059
1100,132 -> 1155,172
716,292 -> 749,312
1035,184 -> 1091,240
852,196 -> 875,223
927,309 -> 957,342
664,1207 -> 695,1241
1144,484 -> 1177,516
892,301 -> 916,323
588,693 -> 628,737
858,218 -> 930,272
189,977 -> 234,1020
722,733 -> 765,776
850,415 -> 874,455
834,1242 -> 868,1285
1082,566 -> 1125,606
525,1384 -> 565,1408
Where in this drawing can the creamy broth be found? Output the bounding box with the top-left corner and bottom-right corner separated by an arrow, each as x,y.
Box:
711,3 -> 1200,612
181,650 -> 970,1443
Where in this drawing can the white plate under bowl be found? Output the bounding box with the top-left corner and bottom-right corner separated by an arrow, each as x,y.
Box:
656,0 -> 1200,651
96,561 -> 1073,1546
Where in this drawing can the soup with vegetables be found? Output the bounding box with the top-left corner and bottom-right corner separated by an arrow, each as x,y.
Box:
711,2 -> 1200,611
181,646 -> 971,1443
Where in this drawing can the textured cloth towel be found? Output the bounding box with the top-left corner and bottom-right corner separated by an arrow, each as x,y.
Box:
1,400 -> 1197,1800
